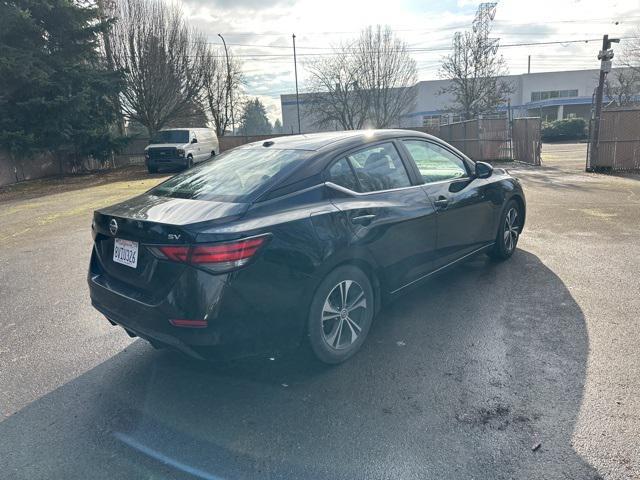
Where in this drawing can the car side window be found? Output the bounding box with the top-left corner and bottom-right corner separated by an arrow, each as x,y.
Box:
402,140 -> 468,183
346,143 -> 411,192
327,158 -> 360,192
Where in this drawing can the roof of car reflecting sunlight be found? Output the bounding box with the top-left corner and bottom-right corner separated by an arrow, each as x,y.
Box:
240,129 -> 422,152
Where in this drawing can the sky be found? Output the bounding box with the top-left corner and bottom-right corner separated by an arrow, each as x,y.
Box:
180,0 -> 640,122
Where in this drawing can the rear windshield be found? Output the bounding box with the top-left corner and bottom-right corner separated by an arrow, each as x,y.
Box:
151,130 -> 189,144
149,147 -> 311,202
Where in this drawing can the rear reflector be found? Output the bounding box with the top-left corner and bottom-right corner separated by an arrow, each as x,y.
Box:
169,319 -> 208,328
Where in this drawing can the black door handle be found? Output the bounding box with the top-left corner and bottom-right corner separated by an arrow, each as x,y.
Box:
434,196 -> 449,209
351,214 -> 376,225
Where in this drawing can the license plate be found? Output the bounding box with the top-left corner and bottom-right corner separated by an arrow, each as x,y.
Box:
113,238 -> 139,268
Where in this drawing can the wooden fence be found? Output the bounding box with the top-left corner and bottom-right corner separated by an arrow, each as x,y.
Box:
1,122 -> 544,188
438,118 -> 512,161
588,108 -> 640,171
511,118 -> 542,165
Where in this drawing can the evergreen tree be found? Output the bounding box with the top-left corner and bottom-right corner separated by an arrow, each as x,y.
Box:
273,118 -> 283,134
237,98 -> 272,136
0,0 -> 123,168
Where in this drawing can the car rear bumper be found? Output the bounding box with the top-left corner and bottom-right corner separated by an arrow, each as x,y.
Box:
92,299 -> 207,359
88,249 -> 314,360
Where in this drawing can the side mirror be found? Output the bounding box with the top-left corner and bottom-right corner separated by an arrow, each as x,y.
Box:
191,138 -> 198,144
475,161 -> 493,179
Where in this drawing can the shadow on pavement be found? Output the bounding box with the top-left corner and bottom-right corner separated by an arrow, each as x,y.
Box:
0,250 -> 600,479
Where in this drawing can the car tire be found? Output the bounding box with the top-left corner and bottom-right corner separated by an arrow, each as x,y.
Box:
211,150 -> 216,158
487,199 -> 522,260
307,265 -> 375,364
148,165 -> 158,174
186,155 -> 193,169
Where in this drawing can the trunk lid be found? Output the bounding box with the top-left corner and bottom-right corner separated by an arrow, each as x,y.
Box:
92,194 -> 249,297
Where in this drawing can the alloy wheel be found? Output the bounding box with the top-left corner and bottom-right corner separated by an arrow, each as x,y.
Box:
503,207 -> 519,253
321,280 -> 367,350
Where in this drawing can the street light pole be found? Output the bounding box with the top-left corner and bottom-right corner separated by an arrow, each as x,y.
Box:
218,33 -> 235,135
293,33 -> 301,134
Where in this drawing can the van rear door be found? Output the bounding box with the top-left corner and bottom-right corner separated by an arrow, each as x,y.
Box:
190,130 -> 203,162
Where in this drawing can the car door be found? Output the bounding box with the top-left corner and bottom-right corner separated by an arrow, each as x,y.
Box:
399,139 -> 497,269
326,141 -> 437,293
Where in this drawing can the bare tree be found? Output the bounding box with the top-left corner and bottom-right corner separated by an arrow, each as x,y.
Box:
356,26 -> 418,128
166,100 -> 210,127
439,8 -> 513,120
306,51 -> 369,130
601,29 -> 640,107
306,25 -> 417,130
108,0 -> 208,136
202,48 -> 244,137
622,27 -> 640,75
605,68 -> 640,107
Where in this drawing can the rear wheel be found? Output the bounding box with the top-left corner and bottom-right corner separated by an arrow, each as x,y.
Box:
487,199 -> 522,260
211,150 -> 216,158
307,266 -> 374,364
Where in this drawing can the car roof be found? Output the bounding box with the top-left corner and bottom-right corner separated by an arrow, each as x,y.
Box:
239,129 -> 438,153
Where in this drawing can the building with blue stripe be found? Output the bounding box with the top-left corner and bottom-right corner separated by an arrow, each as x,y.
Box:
281,68 -> 634,133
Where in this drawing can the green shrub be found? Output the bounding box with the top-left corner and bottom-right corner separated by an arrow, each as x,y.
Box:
541,118 -> 588,142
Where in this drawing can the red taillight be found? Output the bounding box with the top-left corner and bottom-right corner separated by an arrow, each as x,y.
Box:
157,245 -> 189,262
150,236 -> 269,273
190,237 -> 265,264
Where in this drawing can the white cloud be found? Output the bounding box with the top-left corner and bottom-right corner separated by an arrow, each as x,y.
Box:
182,0 -> 640,122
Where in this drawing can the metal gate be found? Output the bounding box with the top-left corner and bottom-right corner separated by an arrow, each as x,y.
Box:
438,118 -> 512,161
412,116 -> 542,164
511,117 -> 542,165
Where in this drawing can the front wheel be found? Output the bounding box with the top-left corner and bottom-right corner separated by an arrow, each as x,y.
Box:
307,266 -> 374,364
487,199 -> 522,260
186,155 -> 194,169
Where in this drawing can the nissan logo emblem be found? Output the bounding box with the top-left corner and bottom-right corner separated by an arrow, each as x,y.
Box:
109,218 -> 118,236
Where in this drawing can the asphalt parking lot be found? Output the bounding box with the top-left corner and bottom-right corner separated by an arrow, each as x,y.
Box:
1,143 -> 639,479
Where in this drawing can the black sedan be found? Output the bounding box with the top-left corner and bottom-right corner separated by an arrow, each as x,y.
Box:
88,130 -> 525,364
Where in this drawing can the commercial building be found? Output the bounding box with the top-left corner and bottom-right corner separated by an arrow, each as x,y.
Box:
281,68 -> 630,133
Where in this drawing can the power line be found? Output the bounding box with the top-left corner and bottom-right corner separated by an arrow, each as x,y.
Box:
199,16 -> 640,37
194,36 -> 638,58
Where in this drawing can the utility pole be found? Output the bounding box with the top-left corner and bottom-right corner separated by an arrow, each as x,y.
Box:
587,34 -> 619,171
293,33 -> 301,134
527,55 -> 531,74
218,34 -> 234,135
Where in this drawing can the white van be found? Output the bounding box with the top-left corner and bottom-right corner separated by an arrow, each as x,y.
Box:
144,128 -> 219,173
